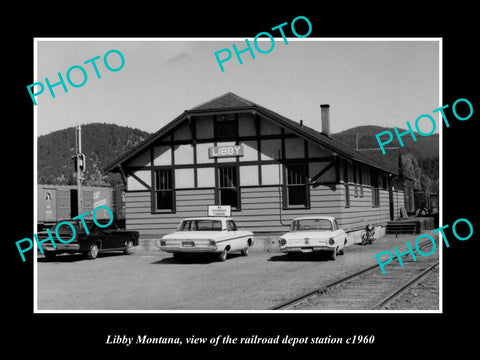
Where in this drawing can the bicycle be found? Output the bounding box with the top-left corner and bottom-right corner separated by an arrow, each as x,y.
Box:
361,224 -> 375,245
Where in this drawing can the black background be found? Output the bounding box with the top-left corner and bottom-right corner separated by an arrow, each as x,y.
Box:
8,5 -> 478,356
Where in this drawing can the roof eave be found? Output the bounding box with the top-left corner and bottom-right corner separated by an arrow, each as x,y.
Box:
104,102 -> 396,176
253,107 -> 397,175
103,111 -> 188,173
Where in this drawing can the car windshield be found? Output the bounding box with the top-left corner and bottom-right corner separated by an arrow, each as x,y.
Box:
178,220 -> 223,231
290,219 -> 333,231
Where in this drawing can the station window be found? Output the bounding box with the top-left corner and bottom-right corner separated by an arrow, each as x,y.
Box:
217,166 -> 240,210
154,169 -> 174,212
285,164 -> 309,208
371,169 -> 380,207
215,115 -> 238,140
343,161 -> 350,207
345,183 -> 351,207
358,165 -> 364,197
382,175 -> 388,190
353,163 -> 358,197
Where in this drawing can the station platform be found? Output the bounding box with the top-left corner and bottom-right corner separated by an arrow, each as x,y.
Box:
386,216 -> 436,235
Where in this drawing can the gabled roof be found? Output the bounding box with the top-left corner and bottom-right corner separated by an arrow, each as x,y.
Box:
190,92 -> 254,110
104,92 -> 397,175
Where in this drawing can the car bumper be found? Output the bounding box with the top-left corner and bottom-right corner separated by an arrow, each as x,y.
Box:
160,246 -> 218,253
156,238 -> 221,253
42,243 -> 81,252
280,246 -> 335,253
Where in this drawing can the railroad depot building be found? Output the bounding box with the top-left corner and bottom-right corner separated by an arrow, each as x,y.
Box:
105,92 -> 407,239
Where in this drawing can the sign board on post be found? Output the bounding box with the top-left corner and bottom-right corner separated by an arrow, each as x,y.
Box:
208,205 -> 231,217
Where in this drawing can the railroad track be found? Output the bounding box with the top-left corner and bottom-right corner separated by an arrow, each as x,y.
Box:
270,237 -> 439,311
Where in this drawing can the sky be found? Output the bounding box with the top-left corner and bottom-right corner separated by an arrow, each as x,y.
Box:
35,38 -> 440,137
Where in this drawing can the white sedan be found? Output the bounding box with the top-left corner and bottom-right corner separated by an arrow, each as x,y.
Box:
157,217 -> 254,262
279,216 -> 347,260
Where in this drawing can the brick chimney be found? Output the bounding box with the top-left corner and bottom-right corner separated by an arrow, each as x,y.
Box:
320,104 -> 330,137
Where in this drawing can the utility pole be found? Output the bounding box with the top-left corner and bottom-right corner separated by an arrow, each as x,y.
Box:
75,125 -> 85,216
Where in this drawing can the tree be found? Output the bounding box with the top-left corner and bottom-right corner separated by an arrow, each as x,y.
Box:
401,153 -> 422,189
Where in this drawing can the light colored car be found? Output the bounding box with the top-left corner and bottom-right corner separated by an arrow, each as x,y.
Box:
279,216 -> 347,260
157,217 -> 254,262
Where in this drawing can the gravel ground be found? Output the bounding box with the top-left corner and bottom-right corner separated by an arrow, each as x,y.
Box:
381,266 -> 440,310
35,232 -> 441,311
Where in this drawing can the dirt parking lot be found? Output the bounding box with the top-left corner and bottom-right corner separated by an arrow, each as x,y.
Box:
36,233 -> 441,311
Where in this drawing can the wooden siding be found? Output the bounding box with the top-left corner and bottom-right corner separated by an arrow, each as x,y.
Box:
126,184 -> 404,238
126,184 -> 397,237
338,186 -> 390,229
125,189 -> 215,236
337,185 -> 405,229
235,186 -> 343,233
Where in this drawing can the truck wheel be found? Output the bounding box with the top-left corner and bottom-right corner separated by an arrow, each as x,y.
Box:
124,240 -> 135,255
86,244 -> 99,260
218,248 -> 228,262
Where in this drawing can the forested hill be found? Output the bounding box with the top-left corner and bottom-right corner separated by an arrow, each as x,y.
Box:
332,125 -> 439,193
37,123 -> 150,186
331,125 -> 439,160
37,123 -> 439,193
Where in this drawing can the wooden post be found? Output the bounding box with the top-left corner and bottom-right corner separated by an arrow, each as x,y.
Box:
76,125 -> 83,215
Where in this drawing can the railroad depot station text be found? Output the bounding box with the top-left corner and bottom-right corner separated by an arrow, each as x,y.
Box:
106,334 -> 375,346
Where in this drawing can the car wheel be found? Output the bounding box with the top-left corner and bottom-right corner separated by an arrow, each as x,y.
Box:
240,247 -> 249,256
44,251 -> 56,260
86,244 -> 99,260
124,240 -> 135,255
218,248 -> 228,262
329,248 -> 337,260
338,246 -> 345,255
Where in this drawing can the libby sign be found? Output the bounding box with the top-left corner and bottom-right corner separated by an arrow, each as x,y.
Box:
209,145 -> 244,158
